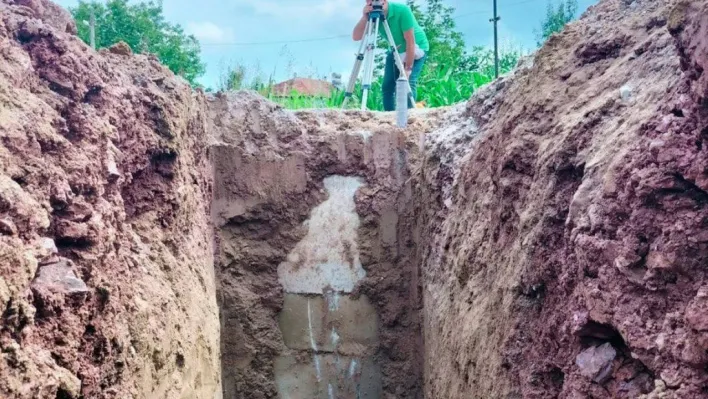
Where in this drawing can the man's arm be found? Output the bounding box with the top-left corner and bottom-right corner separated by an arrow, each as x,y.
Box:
399,6 -> 418,75
403,29 -> 415,74
353,4 -> 373,40
353,16 -> 367,40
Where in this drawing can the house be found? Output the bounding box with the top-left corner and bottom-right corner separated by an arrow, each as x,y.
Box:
271,77 -> 334,98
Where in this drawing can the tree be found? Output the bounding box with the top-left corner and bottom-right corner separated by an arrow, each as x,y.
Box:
403,0 -> 522,77
216,60 -> 268,93
409,1 -> 520,81
220,64 -> 246,91
410,0 -> 467,73
535,0 -> 578,46
69,0 -> 205,86
370,1 -> 465,76
465,45 -> 523,77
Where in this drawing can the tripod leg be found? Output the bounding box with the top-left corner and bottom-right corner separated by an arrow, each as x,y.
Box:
362,18 -> 377,88
342,19 -> 371,109
360,18 -> 379,111
381,20 -> 417,107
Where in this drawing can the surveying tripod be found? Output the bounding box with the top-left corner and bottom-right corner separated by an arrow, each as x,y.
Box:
341,1 -> 416,111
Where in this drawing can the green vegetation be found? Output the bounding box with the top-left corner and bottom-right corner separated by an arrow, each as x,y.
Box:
219,63 -> 248,92
353,0 -> 521,110
66,0 -> 543,110
69,0 -> 205,86
535,0 -> 579,46
211,0 -> 523,110
406,0 -> 502,109
264,90 -> 346,110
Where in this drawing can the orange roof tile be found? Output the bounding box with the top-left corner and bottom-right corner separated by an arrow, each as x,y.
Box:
272,77 -> 333,97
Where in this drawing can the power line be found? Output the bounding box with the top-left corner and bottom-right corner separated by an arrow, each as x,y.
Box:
201,34 -> 350,47
200,0 -> 545,47
452,0 -> 544,18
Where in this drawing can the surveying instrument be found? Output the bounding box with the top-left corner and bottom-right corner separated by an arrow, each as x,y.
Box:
341,0 -> 416,113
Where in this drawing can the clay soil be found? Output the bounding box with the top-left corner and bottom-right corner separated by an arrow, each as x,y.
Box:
2,0 -> 708,398
0,1 -> 219,398
208,93 -> 438,399
420,0 -> 708,398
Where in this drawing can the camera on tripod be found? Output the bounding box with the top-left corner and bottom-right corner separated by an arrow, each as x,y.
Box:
369,0 -> 385,19
343,0 -> 414,114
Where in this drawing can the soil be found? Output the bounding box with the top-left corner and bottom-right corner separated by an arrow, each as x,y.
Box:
0,1 -> 219,398
2,0 -> 708,398
419,0 -> 708,398
209,92 -> 436,399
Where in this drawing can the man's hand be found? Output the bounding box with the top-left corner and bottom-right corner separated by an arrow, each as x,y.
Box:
362,3 -> 372,17
353,3 -> 372,40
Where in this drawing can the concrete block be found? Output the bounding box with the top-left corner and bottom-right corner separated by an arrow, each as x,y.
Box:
274,354 -> 382,399
278,293 -> 378,356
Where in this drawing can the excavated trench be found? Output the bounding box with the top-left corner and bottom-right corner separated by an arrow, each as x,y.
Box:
208,100 -> 432,398
3,0 -> 708,398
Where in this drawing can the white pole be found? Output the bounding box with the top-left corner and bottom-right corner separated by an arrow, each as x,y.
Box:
89,8 -> 96,49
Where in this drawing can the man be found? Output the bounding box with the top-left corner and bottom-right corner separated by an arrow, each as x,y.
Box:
352,0 -> 429,111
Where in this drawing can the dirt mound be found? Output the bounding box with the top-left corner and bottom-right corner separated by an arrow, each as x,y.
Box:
420,0 -> 708,397
0,1 -> 219,398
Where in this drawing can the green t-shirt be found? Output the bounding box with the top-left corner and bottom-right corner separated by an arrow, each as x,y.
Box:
379,2 -> 429,53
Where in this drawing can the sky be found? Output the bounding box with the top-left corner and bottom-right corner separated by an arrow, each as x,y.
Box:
54,0 -> 598,89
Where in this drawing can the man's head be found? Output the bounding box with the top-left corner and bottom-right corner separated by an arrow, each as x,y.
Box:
366,0 -> 388,8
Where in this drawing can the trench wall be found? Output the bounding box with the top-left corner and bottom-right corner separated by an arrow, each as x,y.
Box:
0,1 -> 221,398
417,1 -> 708,398
209,97 -> 429,399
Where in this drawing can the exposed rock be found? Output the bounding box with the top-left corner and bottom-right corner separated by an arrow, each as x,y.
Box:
106,151 -> 121,179
13,0 -> 76,34
659,368 -> 683,389
30,258 -> 88,295
685,286 -> 708,332
40,237 -> 57,252
0,219 -> 16,236
575,343 -> 617,383
619,84 -> 633,101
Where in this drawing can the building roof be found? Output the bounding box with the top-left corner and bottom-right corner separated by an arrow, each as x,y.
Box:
272,77 -> 333,97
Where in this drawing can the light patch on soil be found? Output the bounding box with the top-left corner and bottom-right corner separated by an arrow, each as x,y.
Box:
278,175 -> 366,294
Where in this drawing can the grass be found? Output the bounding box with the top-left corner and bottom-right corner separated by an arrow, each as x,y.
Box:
219,45 -> 524,110
254,80 -> 384,111
258,67 -> 493,111
416,63 -> 493,108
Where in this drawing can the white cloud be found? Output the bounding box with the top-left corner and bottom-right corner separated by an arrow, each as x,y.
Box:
186,21 -> 235,43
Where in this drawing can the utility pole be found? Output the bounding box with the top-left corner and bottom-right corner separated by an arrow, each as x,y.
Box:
490,0 -> 500,78
89,8 -> 96,50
